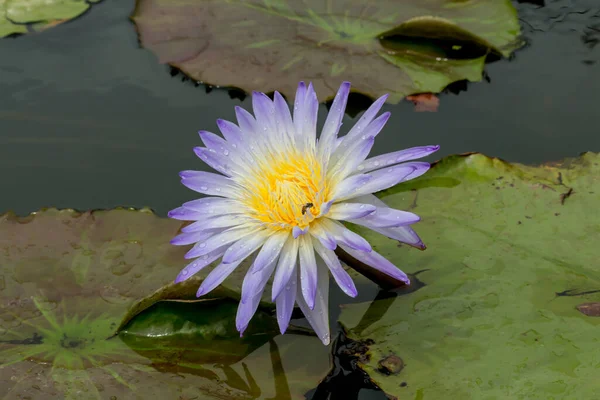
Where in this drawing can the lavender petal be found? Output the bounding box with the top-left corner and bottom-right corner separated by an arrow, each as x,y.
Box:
275,267 -> 297,335
271,235 -> 300,301
318,81 -> 350,159
298,235 -> 318,309
340,244 -> 410,284
221,230 -> 269,264
196,258 -> 244,297
312,238 -> 357,298
296,260 -> 331,345
327,202 -> 376,220
357,145 -> 440,173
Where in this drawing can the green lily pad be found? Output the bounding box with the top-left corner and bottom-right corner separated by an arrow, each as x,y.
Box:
0,208 -> 327,399
339,153 -> 600,398
0,0 -> 103,38
132,0 -> 523,103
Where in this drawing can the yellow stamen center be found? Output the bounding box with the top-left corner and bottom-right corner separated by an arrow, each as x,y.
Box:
240,149 -> 328,230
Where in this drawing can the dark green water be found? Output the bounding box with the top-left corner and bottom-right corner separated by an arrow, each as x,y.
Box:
0,0 -> 598,398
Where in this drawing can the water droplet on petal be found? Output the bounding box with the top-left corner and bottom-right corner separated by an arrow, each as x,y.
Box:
374,161 -> 380,167
357,165 -> 364,171
223,149 -> 230,156
200,186 -> 208,191
199,243 -> 206,248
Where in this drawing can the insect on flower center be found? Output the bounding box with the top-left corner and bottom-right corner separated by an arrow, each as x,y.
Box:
242,150 -> 328,230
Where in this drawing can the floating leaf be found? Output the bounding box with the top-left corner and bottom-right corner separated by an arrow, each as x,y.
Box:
0,0 -> 103,38
0,209 -> 327,399
132,0 -> 523,102
338,153 -> 600,398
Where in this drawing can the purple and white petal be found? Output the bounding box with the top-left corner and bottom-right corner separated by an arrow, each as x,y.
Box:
222,229 -> 270,264
298,234 -> 318,309
357,145 -> 440,173
340,244 -> 410,285
319,218 -> 371,252
251,230 -> 289,275
337,162 -> 430,201
181,214 -> 248,233
312,238 -> 357,298
168,206 -> 207,221
275,268 -> 297,335
328,136 -> 375,182
179,170 -> 241,198
308,222 -> 337,250
271,234 -> 300,301
327,202 -> 376,220
171,229 -> 216,246
329,174 -> 372,202
175,246 -> 228,283
196,258 -> 245,296
296,260 -> 331,345
193,147 -> 241,177
236,256 -> 278,334
293,82 -> 307,143
273,91 -> 296,144
318,82 -> 350,160
184,225 -> 259,259
365,224 -> 425,249
349,207 -> 420,228
330,94 -> 388,164
182,197 -> 245,215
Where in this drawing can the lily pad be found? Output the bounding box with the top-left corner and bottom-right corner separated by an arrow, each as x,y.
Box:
132,0 -> 523,102
0,0 -> 103,38
338,153 -> 600,398
0,208 -> 327,399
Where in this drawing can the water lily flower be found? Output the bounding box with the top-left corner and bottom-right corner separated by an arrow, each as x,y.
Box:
169,82 -> 439,345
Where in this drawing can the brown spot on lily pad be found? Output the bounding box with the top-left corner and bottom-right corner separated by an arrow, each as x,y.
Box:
377,354 -> 405,375
576,302 -> 600,317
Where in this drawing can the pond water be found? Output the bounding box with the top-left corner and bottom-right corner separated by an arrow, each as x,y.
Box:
0,0 -> 599,399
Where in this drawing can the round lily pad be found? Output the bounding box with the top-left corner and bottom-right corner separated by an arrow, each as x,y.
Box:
338,153 -> 600,398
0,0 -> 103,38
0,208 -> 327,399
132,0 -> 523,102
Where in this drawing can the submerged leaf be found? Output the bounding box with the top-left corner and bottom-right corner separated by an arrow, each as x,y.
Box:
0,0 -> 103,38
132,0 -> 523,102
339,153 -> 600,398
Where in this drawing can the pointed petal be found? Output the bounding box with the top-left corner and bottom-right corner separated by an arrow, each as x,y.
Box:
329,174 -> 372,202
340,244 -> 410,284
349,207 -> 420,228
318,82 -> 350,159
193,147 -> 241,177
298,234 -> 318,309
175,247 -> 226,283
357,145 -> 440,173
308,221 -> 337,250
312,238 -> 357,298
182,198 -> 245,215
335,162 -> 429,201
236,256 -> 278,334
320,218 -> 371,252
196,258 -> 244,296
296,259 -> 331,345
271,235 -> 300,301
181,214 -> 248,233
179,170 -> 241,198
168,206 -> 206,221
327,202 -> 376,220
328,136 -> 375,182
222,229 -> 270,264
275,268 -> 297,334
366,224 -> 425,249
251,230 -> 289,275
170,229 -> 216,245
184,225 -> 258,259
293,81 -> 307,142
273,91 -> 295,143
330,94 -> 388,164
